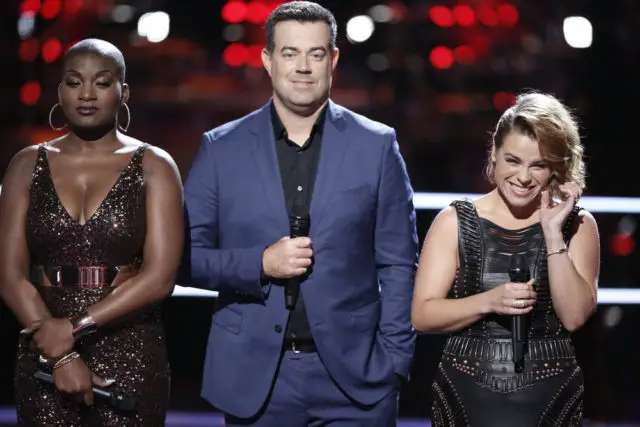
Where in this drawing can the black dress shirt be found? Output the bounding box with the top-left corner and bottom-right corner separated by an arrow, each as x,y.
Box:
271,102 -> 327,343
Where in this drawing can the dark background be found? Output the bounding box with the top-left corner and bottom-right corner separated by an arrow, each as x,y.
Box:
1,0 -> 639,423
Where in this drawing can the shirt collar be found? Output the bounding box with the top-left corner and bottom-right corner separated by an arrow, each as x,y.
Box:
270,101 -> 328,141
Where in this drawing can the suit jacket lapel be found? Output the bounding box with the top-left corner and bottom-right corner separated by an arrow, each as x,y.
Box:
310,100 -> 348,233
249,103 -> 289,230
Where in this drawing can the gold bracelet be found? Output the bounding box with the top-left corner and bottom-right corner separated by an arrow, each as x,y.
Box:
53,351 -> 80,370
547,248 -> 568,257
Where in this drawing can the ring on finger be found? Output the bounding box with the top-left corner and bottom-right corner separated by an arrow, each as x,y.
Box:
512,299 -> 524,309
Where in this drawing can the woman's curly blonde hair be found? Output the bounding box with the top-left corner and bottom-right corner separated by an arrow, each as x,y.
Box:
485,92 -> 585,199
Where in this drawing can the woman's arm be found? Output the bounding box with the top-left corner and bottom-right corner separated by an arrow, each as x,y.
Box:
0,147 -> 52,327
412,207 -> 491,333
412,206 -> 536,334
545,210 -> 600,331
85,146 -> 184,325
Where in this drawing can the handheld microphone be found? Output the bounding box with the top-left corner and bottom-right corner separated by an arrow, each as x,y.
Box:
509,254 -> 530,373
285,210 -> 310,310
34,371 -> 137,411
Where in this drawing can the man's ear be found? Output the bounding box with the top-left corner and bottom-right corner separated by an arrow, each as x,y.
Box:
331,48 -> 339,71
262,48 -> 272,77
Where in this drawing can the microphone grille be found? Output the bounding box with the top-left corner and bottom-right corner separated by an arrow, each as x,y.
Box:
114,392 -> 137,411
291,205 -> 308,219
510,253 -> 527,271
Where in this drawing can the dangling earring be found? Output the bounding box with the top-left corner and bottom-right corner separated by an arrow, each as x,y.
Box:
117,103 -> 130,133
48,103 -> 67,132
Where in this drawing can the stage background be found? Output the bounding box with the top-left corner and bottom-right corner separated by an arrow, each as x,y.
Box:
1,0 -> 639,424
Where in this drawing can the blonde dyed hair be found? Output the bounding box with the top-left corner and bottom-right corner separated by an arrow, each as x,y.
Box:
485,92 -> 585,198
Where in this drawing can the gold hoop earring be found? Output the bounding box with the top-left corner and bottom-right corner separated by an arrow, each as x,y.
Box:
48,103 -> 67,132
117,103 -> 130,133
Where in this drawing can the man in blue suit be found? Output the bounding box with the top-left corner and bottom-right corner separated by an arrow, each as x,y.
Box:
183,2 -> 418,425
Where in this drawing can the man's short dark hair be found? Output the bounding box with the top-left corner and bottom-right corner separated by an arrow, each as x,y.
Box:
264,1 -> 338,54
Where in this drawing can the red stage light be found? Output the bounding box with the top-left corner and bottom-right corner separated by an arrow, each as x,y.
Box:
246,45 -> 264,67
453,45 -> 476,65
497,3 -> 519,28
222,1 -> 248,24
611,234 -> 635,257
63,0 -> 83,14
265,1 -> 282,16
223,43 -> 249,66
452,5 -> 475,27
42,38 -> 62,63
19,39 -> 40,62
430,46 -> 454,69
429,6 -> 453,28
20,0 -> 41,14
246,1 -> 270,24
41,0 -> 61,19
20,81 -> 42,105
493,91 -> 516,111
478,6 -> 498,27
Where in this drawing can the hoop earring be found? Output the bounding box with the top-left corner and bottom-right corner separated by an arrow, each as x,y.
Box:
48,103 -> 67,132
117,103 -> 130,133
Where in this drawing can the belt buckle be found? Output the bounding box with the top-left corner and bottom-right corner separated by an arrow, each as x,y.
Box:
291,342 -> 301,354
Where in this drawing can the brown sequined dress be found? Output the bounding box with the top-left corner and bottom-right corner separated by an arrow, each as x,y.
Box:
14,143 -> 170,426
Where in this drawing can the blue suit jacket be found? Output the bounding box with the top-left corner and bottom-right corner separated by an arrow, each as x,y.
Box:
183,100 -> 418,418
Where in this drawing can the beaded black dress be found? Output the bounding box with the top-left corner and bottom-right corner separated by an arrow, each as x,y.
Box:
431,199 -> 583,427
14,144 -> 170,426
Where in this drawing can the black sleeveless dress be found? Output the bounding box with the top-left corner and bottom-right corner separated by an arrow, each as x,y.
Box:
14,143 -> 170,426
431,199 -> 583,427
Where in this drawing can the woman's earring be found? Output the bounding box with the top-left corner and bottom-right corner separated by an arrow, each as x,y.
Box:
117,103 -> 130,133
48,103 -> 67,132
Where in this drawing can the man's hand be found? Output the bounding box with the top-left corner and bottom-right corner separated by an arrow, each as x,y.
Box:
262,236 -> 313,279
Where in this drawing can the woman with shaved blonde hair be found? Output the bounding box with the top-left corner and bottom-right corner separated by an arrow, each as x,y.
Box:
412,92 -> 600,426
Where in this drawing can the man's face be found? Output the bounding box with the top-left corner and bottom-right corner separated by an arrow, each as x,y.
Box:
262,20 -> 339,115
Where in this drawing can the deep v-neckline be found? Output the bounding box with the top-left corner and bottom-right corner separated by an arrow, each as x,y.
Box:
43,147 -> 138,227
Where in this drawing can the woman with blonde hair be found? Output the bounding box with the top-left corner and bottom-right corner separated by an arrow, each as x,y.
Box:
412,92 -> 600,426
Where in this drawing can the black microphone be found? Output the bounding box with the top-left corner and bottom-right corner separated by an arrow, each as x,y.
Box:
34,371 -> 137,411
509,254 -> 530,373
285,210 -> 310,310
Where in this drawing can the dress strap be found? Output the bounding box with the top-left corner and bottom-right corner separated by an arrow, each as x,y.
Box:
562,205 -> 582,242
450,198 -> 484,299
35,143 -> 48,167
119,143 -> 148,183
30,143 -> 52,190
130,143 -> 148,167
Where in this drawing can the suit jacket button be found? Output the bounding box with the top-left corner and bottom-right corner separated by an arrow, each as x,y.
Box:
274,325 -> 283,333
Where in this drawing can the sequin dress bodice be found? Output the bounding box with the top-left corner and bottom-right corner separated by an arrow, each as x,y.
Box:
26,144 -> 146,267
